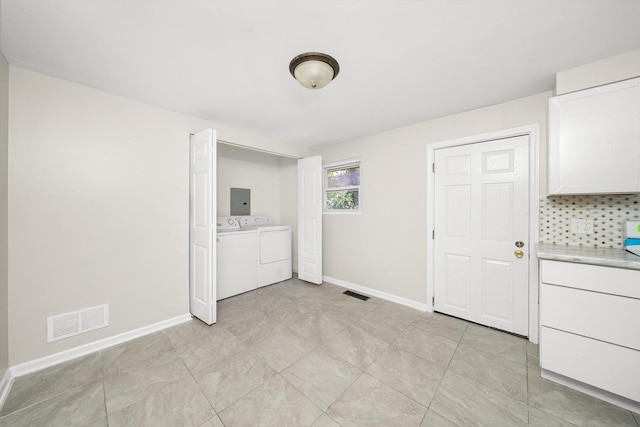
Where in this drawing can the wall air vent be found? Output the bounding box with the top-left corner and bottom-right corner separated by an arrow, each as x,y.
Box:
47,304 -> 109,343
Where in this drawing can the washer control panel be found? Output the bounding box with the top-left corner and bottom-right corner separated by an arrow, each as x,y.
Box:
216,216 -> 241,231
239,216 -> 272,227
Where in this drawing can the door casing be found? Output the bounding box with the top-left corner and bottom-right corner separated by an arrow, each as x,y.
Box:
426,125 -> 540,343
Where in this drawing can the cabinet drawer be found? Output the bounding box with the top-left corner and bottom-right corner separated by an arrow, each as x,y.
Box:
541,284 -> 640,350
541,327 -> 640,402
541,260 -> 640,298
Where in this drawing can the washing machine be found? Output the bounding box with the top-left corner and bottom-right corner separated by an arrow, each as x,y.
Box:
216,217 -> 258,300
239,216 -> 292,287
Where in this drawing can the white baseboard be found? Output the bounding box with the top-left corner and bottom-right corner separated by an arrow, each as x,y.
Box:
322,275 -> 431,312
10,313 -> 192,378
0,368 -> 13,411
541,369 -> 640,414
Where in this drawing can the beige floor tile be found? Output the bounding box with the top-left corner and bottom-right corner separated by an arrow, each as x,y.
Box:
420,410 -> 460,427
199,415 -> 224,427
309,292 -> 379,319
251,290 -> 297,313
312,413 -> 341,427
447,341 -> 528,402
225,314 -> 288,345
327,373 -> 427,427
356,308 -> 411,343
252,328 -> 317,372
270,280 -> 318,301
103,350 -> 192,414
528,370 -> 637,427
0,353 -> 103,416
366,345 -> 445,406
288,311 -> 350,344
528,407 -> 577,426
215,300 -> 268,327
264,301 -> 308,326
107,376 -> 214,427
102,331 -> 175,373
375,301 -> 422,324
393,324 -> 458,368
194,347 -> 277,412
282,348 -> 362,411
322,325 -> 389,370
460,323 -> 527,365
0,380 -> 105,427
410,316 -> 466,342
431,371 -> 528,427
218,374 -> 322,427
418,312 -> 469,331
166,322 -> 248,372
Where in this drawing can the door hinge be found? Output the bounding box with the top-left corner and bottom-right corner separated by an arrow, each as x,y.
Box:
432,163 -> 435,173
432,296 -> 435,306
432,229 -> 435,239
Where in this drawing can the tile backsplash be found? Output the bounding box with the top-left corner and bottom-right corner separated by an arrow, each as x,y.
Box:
539,194 -> 640,248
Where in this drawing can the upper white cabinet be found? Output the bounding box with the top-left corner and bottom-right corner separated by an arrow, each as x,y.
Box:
548,77 -> 640,195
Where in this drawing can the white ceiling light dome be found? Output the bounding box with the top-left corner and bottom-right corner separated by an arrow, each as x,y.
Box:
289,52 -> 340,89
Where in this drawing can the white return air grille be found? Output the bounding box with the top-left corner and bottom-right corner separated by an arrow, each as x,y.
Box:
47,304 -> 109,343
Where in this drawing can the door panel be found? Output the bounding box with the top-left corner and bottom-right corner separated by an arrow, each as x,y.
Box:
189,129 -> 217,325
443,254 -> 471,311
298,156 -> 323,284
434,135 -> 529,335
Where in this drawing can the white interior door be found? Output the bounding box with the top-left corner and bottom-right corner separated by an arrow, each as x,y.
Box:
298,156 -> 323,284
434,135 -> 529,335
189,128 -> 217,325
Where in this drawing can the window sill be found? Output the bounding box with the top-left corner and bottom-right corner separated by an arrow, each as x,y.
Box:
323,210 -> 361,215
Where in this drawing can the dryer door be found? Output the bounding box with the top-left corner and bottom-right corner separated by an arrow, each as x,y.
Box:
260,229 -> 292,264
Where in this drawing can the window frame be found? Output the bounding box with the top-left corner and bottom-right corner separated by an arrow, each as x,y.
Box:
323,159 -> 361,214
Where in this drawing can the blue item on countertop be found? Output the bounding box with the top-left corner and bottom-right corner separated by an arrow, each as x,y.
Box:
624,238 -> 640,257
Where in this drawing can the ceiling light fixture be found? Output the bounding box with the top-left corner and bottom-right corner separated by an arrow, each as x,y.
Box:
289,52 -> 340,89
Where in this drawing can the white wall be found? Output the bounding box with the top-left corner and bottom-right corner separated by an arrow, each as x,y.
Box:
312,92 -> 550,305
217,144 -> 282,219
7,67 -> 302,365
0,51 -> 9,377
555,49 -> 640,95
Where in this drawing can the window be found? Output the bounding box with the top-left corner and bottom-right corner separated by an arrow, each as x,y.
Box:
324,160 -> 360,212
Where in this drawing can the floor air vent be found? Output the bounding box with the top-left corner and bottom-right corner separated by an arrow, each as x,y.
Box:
343,290 -> 370,301
47,304 -> 109,343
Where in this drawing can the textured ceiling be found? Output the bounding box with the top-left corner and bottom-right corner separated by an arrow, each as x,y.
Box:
2,0 -> 640,148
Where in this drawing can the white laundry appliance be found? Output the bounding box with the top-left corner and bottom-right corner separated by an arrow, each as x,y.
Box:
216,217 -> 258,300
239,216 -> 292,287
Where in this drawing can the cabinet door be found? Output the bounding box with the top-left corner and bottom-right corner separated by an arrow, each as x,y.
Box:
548,77 -> 640,195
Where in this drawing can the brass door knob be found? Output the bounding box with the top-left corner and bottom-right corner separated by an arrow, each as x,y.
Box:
514,250 -> 524,258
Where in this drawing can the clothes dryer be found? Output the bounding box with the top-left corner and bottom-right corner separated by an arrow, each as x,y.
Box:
239,216 -> 293,287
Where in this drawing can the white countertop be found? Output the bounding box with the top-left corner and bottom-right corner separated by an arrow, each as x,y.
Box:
537,243 -> 640,270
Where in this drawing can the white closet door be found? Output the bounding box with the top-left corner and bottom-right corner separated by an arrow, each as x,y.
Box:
434,135 -> 529,335
298,156 -> 323,284
189,129 -> 217,324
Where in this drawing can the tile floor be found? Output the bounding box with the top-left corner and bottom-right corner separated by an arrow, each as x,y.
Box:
1,277 -> 639,426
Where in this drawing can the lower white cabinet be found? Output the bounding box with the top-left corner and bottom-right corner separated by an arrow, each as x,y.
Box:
539,260 -> 640,405
217,232 -> 258,300
541,327 -> 640,402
